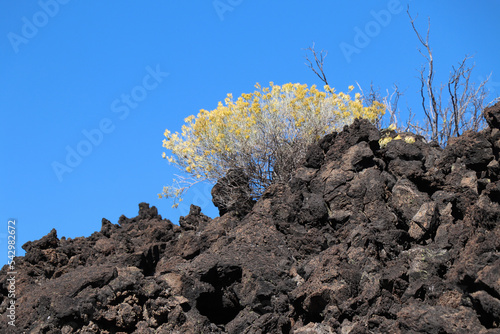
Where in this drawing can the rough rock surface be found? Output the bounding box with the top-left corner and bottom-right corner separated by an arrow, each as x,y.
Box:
1,102 -> 500,333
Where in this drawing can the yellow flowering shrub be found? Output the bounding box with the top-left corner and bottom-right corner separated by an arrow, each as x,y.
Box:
160,82 -> 385,207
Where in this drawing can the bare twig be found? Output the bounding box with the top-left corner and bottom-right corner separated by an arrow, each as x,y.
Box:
384,83 -> 403,127
408,6 -> 440,142
304,43 -> 329,86
407,5 -> 492,146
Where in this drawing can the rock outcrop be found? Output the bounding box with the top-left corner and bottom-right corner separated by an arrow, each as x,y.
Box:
1,102 -> 500,333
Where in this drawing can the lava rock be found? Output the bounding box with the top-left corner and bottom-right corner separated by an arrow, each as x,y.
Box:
484,101 -> 500,129
3,110 -> 500,333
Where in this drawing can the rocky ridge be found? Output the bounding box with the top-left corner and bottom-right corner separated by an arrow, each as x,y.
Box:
1,102 -> 500,333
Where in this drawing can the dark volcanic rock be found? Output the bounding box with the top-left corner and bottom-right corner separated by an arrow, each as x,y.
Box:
2,116 -> 500,333
436,130 -> 494,172
484,101 -> 500,130
211,168 -> 256,217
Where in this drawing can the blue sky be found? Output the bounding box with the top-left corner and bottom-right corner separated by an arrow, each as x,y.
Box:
1,1 -> 499,263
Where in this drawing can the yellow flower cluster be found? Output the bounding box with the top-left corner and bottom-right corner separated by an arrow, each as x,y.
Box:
378,133 -> 416,148
160,82 -> 385,207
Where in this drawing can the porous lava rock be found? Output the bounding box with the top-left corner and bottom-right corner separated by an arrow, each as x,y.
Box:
211,168 -> 256,217
1,112 -> 500,333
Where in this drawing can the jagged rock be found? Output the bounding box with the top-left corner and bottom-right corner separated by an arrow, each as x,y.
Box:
341,141 -> 375,172
298,192 -> 328,226
396,304 -> 486,333
22,228 -> 59,252
384,135 -> 424,161
325,118 -> 380,161
211,168 -> 256,217
178,204 -> 210,231
388,158 -> 425,181
390,178 -> 429,222
487,159 -> 500,178
304,142 -> 324,169
2,113 -> 500,333
408,201 -> 439,241
118,202 -> 162,225
470,291 -> 500,326
484,101 -> 500,129
437,130 -> 494,172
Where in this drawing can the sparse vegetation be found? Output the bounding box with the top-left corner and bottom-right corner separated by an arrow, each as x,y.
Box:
303,6 -> 499,147
160,82 -> 384,207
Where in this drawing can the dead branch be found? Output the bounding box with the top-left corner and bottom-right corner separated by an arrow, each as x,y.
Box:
304,43 -> 329,86
408,5 -> 440,142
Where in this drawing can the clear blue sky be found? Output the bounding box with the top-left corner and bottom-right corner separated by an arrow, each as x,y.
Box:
1,1 -> 499,263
